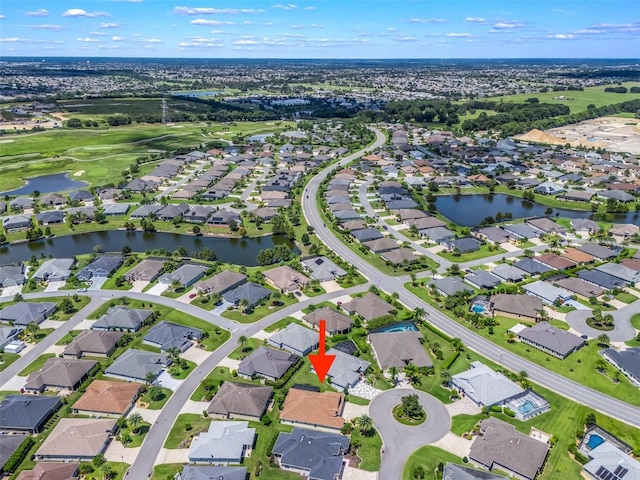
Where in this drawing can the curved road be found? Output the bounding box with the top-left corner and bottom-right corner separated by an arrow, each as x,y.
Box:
370,389 -> 450,479
302,126 -> 640,429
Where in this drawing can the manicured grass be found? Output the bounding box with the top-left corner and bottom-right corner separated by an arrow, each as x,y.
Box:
631,313 -> 640,330
168,359 -> 196,379
438,243 -> 507,263
78,461 -> 129,480
120,422 -> 151,448
221,295 -> 298,323
140,387 -> 172,410
402,445 -> 461,480
0,353 -> 20,372
615,291 -> 638,304
55,329 -> 82,346
451,413 -> 482,436
304,285 -> 326,297
392,404 -> 426,425
151,464 -> 183,480
18,353 -> 56,376
229,337 -> 265,360
406,283 -> 640,407
346,395 -> 371,406
263,316 -> 300,333
351,428 -> 382,471
164,413 -> 211,449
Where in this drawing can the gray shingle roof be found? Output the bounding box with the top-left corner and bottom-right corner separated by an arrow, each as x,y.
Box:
207,382 -> 273,419
341,293 -> 394,321
517,322 -> 585,358
143,321 -> 203,351
268,323 -> 319,355
104,349 -> 169,382
0,302 -> 57,326
25,358 -> 96,391
602,348 -> 640,385
158,264 -> 207,287
237,346 -> 299,380
32,258 -> 75,281
63,330 -> 124,357
92,306 -> 152,331
369,331 -> 432,369
188,421 -> 255,463
443,463 -> 508,480
0,395 -> 61,432
303,307 -> 353,334
452,362 -> 523,407
325,349 -> 370,390
223,282 -> 271,306
180,466 -> 248,480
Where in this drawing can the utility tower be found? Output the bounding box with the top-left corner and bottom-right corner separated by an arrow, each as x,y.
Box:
161,98 -> 170,125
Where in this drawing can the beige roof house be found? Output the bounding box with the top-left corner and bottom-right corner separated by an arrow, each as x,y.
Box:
62,330 -> 124,358
263,266 -> 309,292
25,358 -> 96,393
342,293 -> 394,321
72,380 -> 140,417
36,418 -> 117,460
15,462 -> 79,480
207,382 -> 273,420
280,387 -> 345,431
194,271 -> 247,294
490,294 -> 543,322
369,331 -> 432,370
302,307 -> 353,335
123,258 -> 165,282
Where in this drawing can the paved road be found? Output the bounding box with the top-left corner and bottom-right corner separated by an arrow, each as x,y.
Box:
566,299 -> 639,342
301,126 -> 640,429
370,389 -> 450,480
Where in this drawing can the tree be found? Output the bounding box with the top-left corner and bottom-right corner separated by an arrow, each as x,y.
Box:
412,465 -> 426,479
100,464 -> 116,480
413,307 -> 427,324
301,232 -> 310,245
59,297 -> 74,314
93,454 -> 106,467
170,279 -> 182,292
597,334 -> 610,346
239,298 -> 250,314
26,321 -> 39,339
595,358 -> 607,373
356,414 -> 375,437
148,386 -> 164,402
400,394 -> 423,419
440,369 -> 452,386
128,412 -> 143,434
270,290 -> 282,305
238,335 -> 248,349
145,371 -> 156,386
192,225 -> 201,235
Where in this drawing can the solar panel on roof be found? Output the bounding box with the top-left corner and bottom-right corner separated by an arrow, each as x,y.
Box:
596,466 -> 606,478
618,467 -> 628,478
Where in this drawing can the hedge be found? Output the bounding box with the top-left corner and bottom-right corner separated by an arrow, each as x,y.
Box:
441,351 -> 460,370
2,437 -> 34,473
423,321 -> 454,343
265,358 -> 304,389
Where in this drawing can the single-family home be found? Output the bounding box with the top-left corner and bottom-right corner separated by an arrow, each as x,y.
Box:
32,258 -> 75,282
2,215 -> 32,233
237,346 -> 300,382
553,277 -> 604,300
35,418 -> 117,461
62,330 -> 124,358
535,253 -> 576,271
76,255 -> 123,282
323,348 -> 370,392
490,265 -> 526,283
178,466 -> 247,480
452,362 -> 524,408
157,264 -> 207,289
223,282 -> 272,307
302,307 -> 354,335
143,321 -> 203,352
263,265 -> 310,293
0,395 -> 61,433
601,347 -> 640,387
445,237 -> 482,254
72,379 -> 140,417
0,325 -> 23,350
430,277 -> 475,297
578,269 -> 626,291
301,256 -> 347,282
25,358 -> 96,393
369,331 -> 432,370
442,463 -> 508,480
341,293 -> 394,321
0,264 -> 26,288
465,271 -> 501,290
517,322 -> 586,359
522,281 -> 573,305
0,301 -> 57,326
533,181 -> 564,195
104,349 -> 170,383
513,258 -> 553,276
583,442 -> 640,480
124,258 -> 165,283
268,323 -> 319,356
207,382 -> 273,421
188,421 -> 255,465
576,244 -> 617,261
194,271 -> 247,295
15,462 -> 80,480
280,387 -> 345,431
91,306 -> 153,332
36,210 -> 65,225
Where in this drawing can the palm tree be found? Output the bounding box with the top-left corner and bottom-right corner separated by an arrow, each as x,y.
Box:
238,335 -> 248,349
100,464 -> 116,480
239,298 -> 250,314
389,366 -> 398,386
270,291 -> 282,306
166,347 -> 181,362
597,334 -> 610,346
128,412 -> 143,434
440,369 -> 452,386
595,358 -> 607,373
410,273 -> 417,286
26,321 -> 39,339
451,338 -> 464,352
356,414 -> 374,436
412,307 -> 427,325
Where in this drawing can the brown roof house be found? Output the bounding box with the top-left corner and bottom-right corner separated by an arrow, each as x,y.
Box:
123,258 -> 164,282
194,271 -> 247,295
263,266 -> 310,293
302,307 -> 353,335
280,387 -> 345,431
490,294 -> 543,322
341,293 -> 394,321
25,358 -> 96,393
15,462 -> 80,480
62,330 -> 124,359
72,380 -> 140,417
369,331 -> 432,370
469,417 -> 549,480
35,418 -> 117,461
535,253 -> 576,271
207,382 -> 273,421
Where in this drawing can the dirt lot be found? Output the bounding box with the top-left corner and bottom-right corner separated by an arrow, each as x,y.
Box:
515,116 -> 640,154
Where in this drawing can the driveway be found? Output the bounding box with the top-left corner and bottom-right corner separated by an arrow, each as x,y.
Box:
156,371 -> 183,391
565,300 -> 638,341
369,388 -> 450,480
145,283 -> 169,296
88,278 -> 107,290
43,281 -> 65,293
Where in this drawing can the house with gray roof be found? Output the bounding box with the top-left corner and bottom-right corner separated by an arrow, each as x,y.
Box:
143,321 -> 203,352
469,417 -> 549,480
301,256 -> 347,282
207,382 -> 273,421
523,281 -> 573,305
533,181 -> 564,195
420,226 -> 457,243
32,258 -> 75,282
341,293 -> 394,321
595,263 -> 640,284
583,442 -> 640,480
104,349 -> 170,383
324,348 -> 370,392
0,325 -> 23,350
601,347 -> 640,387
268,323 -> 319,356
571,218 -> 599,235
333,210 -> 361,221
598,190 -> 636,202
2,214 -> 32,232
156,202 -> 190,221
272,427 -> 349,480
237,346 -> 300,381
577,269 -> 625,291
0,264 -> 25,288
179,466 -> 247,480
430,277 -> 475,297
502,223 -> 541,240
452,362 -> 524,408
474,227 -> 510,244
445,237 -> 482,254
576,243 -> 617,261
77,255 -> 123,281
62,330 -> 124,358
129,204 -> 162,219
513,258 -> 553,276
351,228 -> 383,243
553,277 -> 604,300
0,301 -> 57,326
195,271 -> 247,295
124,258 -> 164,282
223,282 -> 272,307
369,331 -> 432,370
158,264 -> 207,289
183,205 -> 213,224
465,271 -> 501,290
525,217 -> 567,235
517,322 -> 585,359
363,237 -> 399,253
103,203 -> 130,216
92,306 -> 152,332
303,307 -> 353,335
25,358 -> 96,393
36,210 -> 65,225
490,264 -> 526,283
443,463 -> 508,480
188,421 -> 256,464
0,435 -> 29,472
0,395 -> 61,433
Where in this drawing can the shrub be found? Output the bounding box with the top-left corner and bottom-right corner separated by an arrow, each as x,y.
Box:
2,437 -> 33,473
503,407 -> 516,417
185,423 -> 192,431
412,465 -> 425,479
463,456 -> 469,463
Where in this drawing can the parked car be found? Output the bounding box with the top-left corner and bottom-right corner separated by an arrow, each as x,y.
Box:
189,293 -> 197,299
78,288 -> 88,292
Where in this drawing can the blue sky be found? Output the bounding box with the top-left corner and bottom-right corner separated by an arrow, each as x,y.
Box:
0,1 -> 638,58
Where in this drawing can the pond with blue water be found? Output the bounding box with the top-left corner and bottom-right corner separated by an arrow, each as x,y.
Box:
1,173 -> 88,197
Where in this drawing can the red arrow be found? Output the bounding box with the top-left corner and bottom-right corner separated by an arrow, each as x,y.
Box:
309,319 -> 336,383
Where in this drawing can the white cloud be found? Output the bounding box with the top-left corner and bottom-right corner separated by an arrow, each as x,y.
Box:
234,39 -> 260,44
144,38 -> 162,43
63,8 -> 109,17
173,6 -> 264,15
290,24 -> 323,29
272,4 -> 297,9
32,24 -> 64,30
179,35 -> 224,47
0,37 -> 32,42
394,35 -> 417,42
465,17 -> 486,23
388,27 -> 396,32
90,31 -> 107,36
99,22 -> 121,28
304,6 -> 316,10
77,37 -> 99,42
546,34 -> 575,39
191,19 -> 235,25
0,15 -> 4,19
408,18 -> 446,24
446,32 -> 473,37
492,21 -> 524,29
112,35 -> 123,41
243,21 -> 253,25
25,9 -> 49,17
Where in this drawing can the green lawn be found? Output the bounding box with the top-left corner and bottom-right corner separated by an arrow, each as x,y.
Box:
55,329 -> 82,346
168,359 -> 196,379
263,316 -> 301,333
0,353 -> 21,373
164,413 -> 211,449
120,422 -> 151,448
229,337 -> 265,360
403,445 -> 461,480
221,295 -> 298,323
351,428 -> 382,471
151,464 -> 184,480
615,291 -> 638,304
438,243 -> 507,263
451,414 -> 482,436
631,313 -> 640,330
78,461 -> 129,480
18,353 -> 56,376
140,387 -> 172,410
406,283 -> 640,407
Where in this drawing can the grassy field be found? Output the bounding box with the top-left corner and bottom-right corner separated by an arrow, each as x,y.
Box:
0,120 -> 293,191
402,446 -> 461,480
18,353 -> 56,376
438,243 -> 507,263
486,82 -> 640,114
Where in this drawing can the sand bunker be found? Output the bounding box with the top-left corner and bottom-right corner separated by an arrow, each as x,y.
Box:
73,170 -> 85,176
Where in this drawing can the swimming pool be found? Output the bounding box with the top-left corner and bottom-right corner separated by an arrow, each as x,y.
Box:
587,434 -> 605,450
518,400 -> 536,414
471,303 -> 486,314
373,321 -> 418,333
